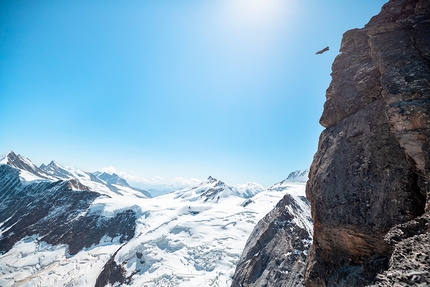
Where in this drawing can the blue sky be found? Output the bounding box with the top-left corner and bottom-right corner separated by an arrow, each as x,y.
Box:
1,0 -> 387,188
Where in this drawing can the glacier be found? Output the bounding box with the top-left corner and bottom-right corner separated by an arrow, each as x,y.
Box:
0,151 -> 310,287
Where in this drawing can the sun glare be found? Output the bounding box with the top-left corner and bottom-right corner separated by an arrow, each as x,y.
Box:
210,0 -> 297,55
220,0 -> 295,31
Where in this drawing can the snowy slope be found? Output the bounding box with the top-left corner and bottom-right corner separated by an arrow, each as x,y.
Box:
167,176 -> 264,203
0,185 -> 303,287
0,151 -> 310,287
0,157 -> 137,286
285,169 -> 309,182
94,172 -> 153,198
236,182 -> 265,198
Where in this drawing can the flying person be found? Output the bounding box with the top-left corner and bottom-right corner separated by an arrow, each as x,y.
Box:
316,46 -> 329,54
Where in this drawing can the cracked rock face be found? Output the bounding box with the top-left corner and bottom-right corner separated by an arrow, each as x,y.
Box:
369,214 -> 430,286
231,193 -> 313,287
305,0 -> 430,286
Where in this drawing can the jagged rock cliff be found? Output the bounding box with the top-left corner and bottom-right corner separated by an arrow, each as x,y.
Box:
306,0 -> 430,286
230,175 -> 312,287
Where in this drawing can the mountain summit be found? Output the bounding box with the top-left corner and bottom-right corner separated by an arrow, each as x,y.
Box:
95,171 -> 131,187
286,169 -> 308,182
2,151 -> 51,180
168,175 -> 265,203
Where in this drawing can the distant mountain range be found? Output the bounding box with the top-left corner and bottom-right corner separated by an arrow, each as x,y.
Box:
2,150 -> 152,198
0,150 -> 310,287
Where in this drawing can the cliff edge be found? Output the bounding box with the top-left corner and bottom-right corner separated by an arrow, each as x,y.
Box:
306,0 -> 430,286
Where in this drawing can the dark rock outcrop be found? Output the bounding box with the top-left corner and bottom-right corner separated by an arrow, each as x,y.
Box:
370,213 -> 430,286
231,192 -> 312,287
95,246 -> 129,287
0,160 -> 137,256
305,0 -> 430,286
5,151 -> 51,179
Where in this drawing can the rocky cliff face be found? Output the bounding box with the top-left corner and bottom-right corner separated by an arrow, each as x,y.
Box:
230,176 -> 312,287
306,0 -> 430,286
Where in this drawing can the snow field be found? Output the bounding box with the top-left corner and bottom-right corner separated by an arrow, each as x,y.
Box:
0,158 -> 309,287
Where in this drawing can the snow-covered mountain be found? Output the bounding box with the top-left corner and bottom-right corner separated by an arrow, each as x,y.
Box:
267,169 -> 309,195
0,151 -> 311,287
32,155 -> 152,198
236,182 -> 265,198
285,169 -> 309,182
166,176 -> 263,203
230,171 -> 312,286
93,171 -> 153,198
94,171 -> 131,186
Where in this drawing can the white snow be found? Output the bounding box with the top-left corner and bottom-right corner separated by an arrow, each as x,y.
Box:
0,237 -> 119,287
235,182 -> 265,198
285,169 -> 309,182
0,153 -> 8,165
18,169 -> 48,184
41,162 -> 150,198
267,181 -> 307,197
0,155 -> 311,287
0,180 -> 309,287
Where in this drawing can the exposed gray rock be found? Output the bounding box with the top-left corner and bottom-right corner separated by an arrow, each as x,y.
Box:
305,0 -> 430,286
0,160 -> 137,256
231,193 -> 312,287
370,214 -> 430,286
4,151 -> 51,179
95,246 -> 129,287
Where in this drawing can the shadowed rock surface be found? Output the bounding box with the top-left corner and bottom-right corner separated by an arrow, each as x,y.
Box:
369,213 -> 430,286
0,157 -> 137,257
305,0 -> 430,286
231,192 -> 312,287
95,246 -> 129,287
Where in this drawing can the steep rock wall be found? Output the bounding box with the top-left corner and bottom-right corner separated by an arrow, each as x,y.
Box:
231,193 -> 312,287
306,0 -> 430,286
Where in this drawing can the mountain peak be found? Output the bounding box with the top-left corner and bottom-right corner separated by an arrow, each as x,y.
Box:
1,151 -> 49,179
48,160 -> 60,167
39,159 -> 75,180
2,150 -> 18,163
96,171 -> 131,188
285,169 -> 309,182
0,150 -> 15,164
5,150 -> 16,158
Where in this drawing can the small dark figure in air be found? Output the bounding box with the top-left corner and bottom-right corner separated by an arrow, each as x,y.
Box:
316,46 -> 329,54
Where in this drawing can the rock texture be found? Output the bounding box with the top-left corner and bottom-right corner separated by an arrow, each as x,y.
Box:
0,152 -> 137,256
231,181 -> 312,287
305,0 -> 430,286
370,213 -> 430,286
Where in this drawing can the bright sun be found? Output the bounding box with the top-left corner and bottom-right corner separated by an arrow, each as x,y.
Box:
207,0 -> 297,60
221,0 -> 295,29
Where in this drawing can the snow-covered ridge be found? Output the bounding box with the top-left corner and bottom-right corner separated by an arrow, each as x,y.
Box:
0,150 -> 311,287
167,176 -> 265,204
266,169 -> 309,197
0,151 -> 152,198
286,169 -> 309,182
